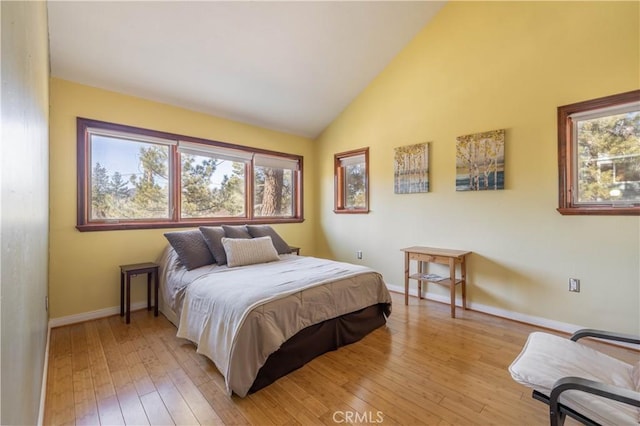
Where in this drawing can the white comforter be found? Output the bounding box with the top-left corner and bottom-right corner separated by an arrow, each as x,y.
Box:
174,255 -> 391,397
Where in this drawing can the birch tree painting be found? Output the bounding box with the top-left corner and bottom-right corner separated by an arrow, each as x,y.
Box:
394,143 -> 429,193
456,129 -> 505,191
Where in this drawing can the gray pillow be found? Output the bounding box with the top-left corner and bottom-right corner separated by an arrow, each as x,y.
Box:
199,226 -> 227,265
164,229 -> 215,270
222,225 -> 252,239
246,225 -> 291,254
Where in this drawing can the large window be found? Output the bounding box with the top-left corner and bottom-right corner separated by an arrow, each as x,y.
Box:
558,90 -> 640,215
77,118 -> 302,231
334,148 -> 369,213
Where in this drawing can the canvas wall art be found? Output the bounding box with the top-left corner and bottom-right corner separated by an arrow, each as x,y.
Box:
394,142 -> 429,194
456,129 -> 505,191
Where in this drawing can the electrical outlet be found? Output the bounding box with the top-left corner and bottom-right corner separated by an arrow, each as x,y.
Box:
356,250 -> 363,260
569,278 -> 580,292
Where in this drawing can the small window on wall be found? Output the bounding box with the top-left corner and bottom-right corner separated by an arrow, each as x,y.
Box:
558,90 -> 640,215
334,148 -> 369,213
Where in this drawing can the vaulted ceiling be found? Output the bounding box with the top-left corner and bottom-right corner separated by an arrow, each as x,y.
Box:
48,1 -> 444,138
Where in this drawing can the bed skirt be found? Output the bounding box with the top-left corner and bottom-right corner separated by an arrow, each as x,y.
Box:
249,302 -> 390,394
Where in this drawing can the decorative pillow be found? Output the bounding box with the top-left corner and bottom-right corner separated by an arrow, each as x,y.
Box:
222,236 -> 280,267
632,361 -> 640,392
199,226 -> 227,265
164,229 -> 215,270
222,224 -> 252,239
246,225 -> 291,254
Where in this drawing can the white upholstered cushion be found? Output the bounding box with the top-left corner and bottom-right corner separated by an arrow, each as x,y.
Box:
509,332 -> 638,425
222,236 -> 280,267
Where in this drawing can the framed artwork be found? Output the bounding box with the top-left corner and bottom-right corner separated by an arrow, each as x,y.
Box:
394,142 -> 429,194
456,129 -> 505,191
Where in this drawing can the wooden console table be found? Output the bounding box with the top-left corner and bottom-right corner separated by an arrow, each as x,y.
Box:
401,246 -> 471,318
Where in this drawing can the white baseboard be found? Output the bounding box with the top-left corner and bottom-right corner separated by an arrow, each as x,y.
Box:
48,301 -> 148,328
48,286 -> 588,334
386,283 -> 584,334
48,285 -> 635,347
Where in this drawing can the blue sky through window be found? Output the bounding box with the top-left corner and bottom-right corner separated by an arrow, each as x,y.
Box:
91,135 -> 237,189
91,135 -> 166,188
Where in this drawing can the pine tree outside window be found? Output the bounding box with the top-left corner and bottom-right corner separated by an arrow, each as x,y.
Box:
558,90 -> 640,215
254,154 -> 299,218
77,118 -> 303,231
334,148 -> 369,214
177,141 -> 251,219
88,129 -> 173,221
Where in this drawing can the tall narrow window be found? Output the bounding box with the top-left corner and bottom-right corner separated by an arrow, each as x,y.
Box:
334,148 -> 369,213
558,90 -> 640,215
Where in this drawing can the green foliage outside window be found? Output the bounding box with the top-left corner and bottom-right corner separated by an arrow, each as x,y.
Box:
180,154 -> 245,218
79,118 -> 302,230
254,166 -> 293,217
91,144 -> 170,220
576,112 -> 640,204
344,163 -> 366,209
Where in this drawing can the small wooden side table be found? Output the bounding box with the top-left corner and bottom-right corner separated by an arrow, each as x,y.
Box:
401,246 -> 471,318
120,262 -> 159,324
289,246 -> 300,255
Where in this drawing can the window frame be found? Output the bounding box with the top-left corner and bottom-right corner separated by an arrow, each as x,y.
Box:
334,147 -> 369,214
77,117 -> 303,231
557,90 -> 640,216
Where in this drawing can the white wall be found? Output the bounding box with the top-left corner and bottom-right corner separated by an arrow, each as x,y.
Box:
1,1 -> 50,424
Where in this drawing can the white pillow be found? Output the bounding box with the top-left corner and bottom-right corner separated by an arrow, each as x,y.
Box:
222,236 -> 280,267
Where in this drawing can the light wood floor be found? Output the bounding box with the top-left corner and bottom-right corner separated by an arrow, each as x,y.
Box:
44,292 -> 639,425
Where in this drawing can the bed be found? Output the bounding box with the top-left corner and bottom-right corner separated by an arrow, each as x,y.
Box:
158,244 -> 392,397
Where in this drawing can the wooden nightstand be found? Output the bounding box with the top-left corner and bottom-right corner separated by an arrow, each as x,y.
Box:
120,262 -> 159,324
289,246 -> 300,255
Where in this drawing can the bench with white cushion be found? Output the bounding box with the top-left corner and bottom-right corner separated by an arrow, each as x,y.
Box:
509,330 -> 640,426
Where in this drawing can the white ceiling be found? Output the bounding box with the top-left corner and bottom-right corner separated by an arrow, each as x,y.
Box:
48,1 -> 445,138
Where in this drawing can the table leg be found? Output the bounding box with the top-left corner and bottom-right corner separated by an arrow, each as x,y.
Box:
461,257 -> 467,310
120,271 -> 124,317
449,258 -> 456,318
126,273 -> 131,324
154,269 -> 159,317
417,261 -> 423,300
147,272 -> 152,311
404,252 -> 409,305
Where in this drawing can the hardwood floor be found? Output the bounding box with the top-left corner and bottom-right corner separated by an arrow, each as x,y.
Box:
44,292 -> 639,425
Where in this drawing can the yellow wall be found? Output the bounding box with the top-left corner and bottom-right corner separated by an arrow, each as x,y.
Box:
314,2 -> 640,333
49,78 -> 316,319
